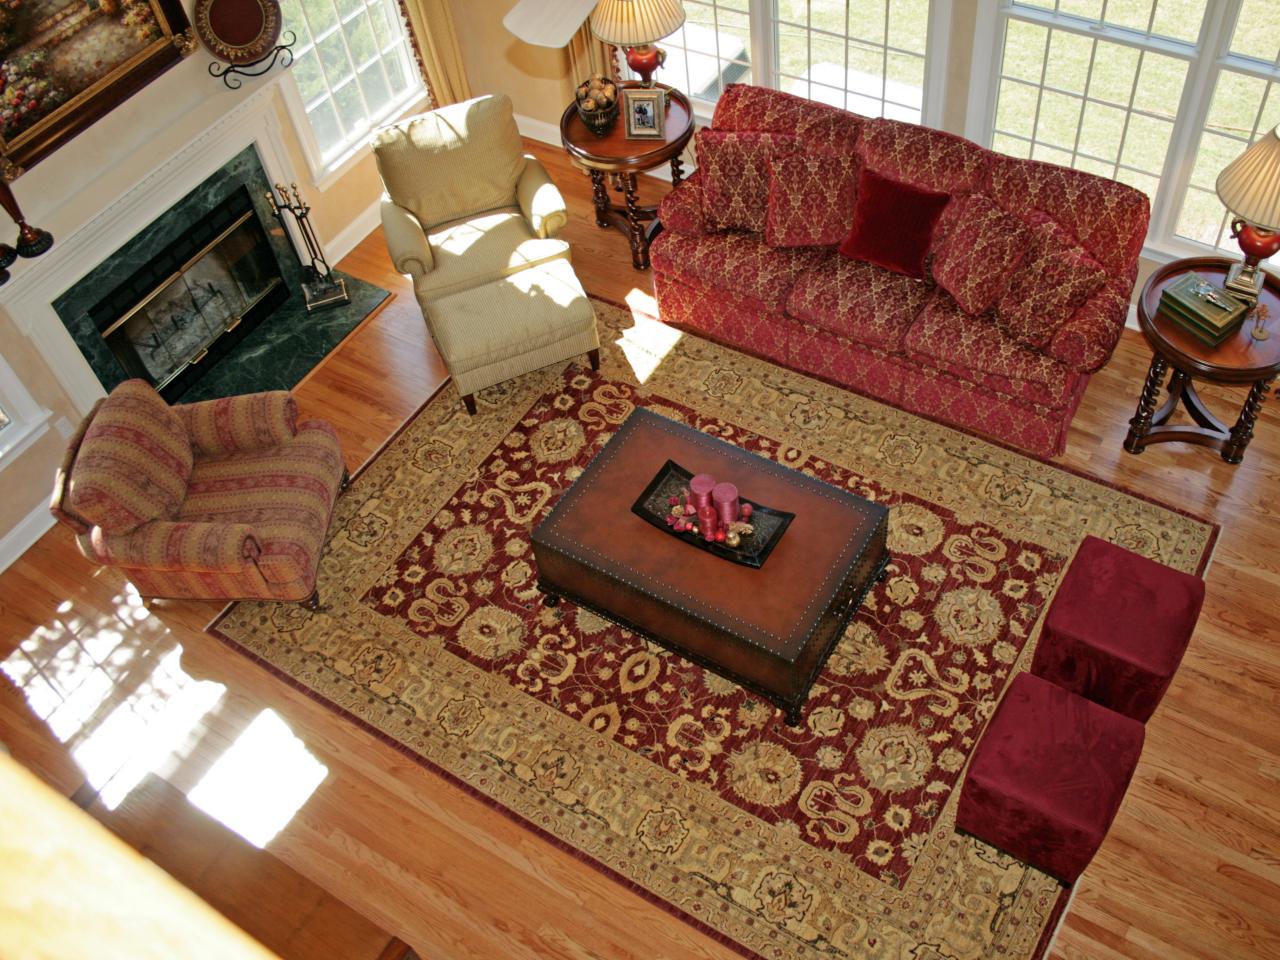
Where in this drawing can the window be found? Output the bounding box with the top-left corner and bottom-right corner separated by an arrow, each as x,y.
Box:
974,1 -> 1280,255
0,352 -> 50,466
645,1 -> 939,124
281,0 -> 425,171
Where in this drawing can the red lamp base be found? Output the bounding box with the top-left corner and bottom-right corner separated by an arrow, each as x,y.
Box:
1226,218 -> 1280,306
624,44 -> 666,86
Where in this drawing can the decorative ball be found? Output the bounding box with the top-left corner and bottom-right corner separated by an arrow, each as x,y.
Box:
741,503 -> 754,519
668,495 -> 679,506
690,525 -> 699,536
665,515 -> 676,526
581,97 -> 597,111
714,530 -> 726,543
602,83 -> 616,100
726,531 -> 741,548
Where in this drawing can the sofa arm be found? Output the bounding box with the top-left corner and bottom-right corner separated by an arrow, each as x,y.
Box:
1046,281 -> 1131,374
86,521 -> 262,574
657,172 -> 708,237
381,198 -> 433,276
176,392 -> 298,456
517,156 -> 568,239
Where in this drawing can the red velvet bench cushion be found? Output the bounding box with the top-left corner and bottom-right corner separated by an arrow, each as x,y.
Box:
1033,535 -> 1205,722
957,672 -> 1144,884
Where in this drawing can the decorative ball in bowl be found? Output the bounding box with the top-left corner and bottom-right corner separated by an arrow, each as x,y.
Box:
575,74 -> 619,137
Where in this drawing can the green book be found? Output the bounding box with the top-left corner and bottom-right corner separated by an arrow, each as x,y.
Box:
1161,273 -> 1247,329
1158,298 -> 1242,346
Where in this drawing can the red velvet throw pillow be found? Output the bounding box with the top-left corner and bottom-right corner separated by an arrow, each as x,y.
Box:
697,129 -> 800,233
996,217 -> 1109,348
764,153 -> 860,248
931,194 -> 1034,315
837,168 -> 950,279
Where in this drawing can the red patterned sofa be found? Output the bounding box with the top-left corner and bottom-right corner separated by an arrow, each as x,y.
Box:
650,84 -> 1149,457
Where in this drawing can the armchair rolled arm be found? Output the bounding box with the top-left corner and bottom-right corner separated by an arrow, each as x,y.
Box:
517,156 -> 568,239
381,198 -> 434,276
1046,280 -> 1130,374
176,391 -> 298,456
86,521 -> 262,574
656,172 -> 708,237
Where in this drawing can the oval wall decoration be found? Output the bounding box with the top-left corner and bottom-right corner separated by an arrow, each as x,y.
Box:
195,0 -> 283,64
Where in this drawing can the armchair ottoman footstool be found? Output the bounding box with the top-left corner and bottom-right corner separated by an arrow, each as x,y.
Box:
426,258 -> 600,414
1032,535 -> 1205,722
956,672 -> 1144,884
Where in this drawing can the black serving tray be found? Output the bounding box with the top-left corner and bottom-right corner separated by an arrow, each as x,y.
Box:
630,459 -> 794,569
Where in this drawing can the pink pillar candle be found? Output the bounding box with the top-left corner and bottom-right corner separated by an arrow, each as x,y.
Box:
712,481 -> 739,527
690,473 -> 716,509
697,505 -> 719,541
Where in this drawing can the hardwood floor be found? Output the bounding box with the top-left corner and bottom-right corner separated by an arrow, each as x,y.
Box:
2,138 -> 1278,959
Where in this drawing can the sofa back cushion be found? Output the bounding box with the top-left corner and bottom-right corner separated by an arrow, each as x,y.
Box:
931,194 -> 1034,315
765,153 -> 860,248
372,94 -> 525,230
995,216 -> 1110,348
67,380 -> 193,534
988,155 -> 1149,274
697,129 -> 800,232
838,167 -> 950,279
711,83 -> 862,154
858,119 -> 991,194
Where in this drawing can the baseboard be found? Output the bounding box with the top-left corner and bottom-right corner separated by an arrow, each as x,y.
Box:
514,113 -> 562,147
326,198 -> 383,266
0,501 -> 55,575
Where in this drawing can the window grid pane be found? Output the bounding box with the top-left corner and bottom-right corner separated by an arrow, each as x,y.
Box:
1010,0 -> 1207,45
288,0 -> 423,160
989,13 -> 1190,206
774,0 -> 928,122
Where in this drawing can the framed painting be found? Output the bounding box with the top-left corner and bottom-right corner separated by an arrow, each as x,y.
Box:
0,0 -> 196,179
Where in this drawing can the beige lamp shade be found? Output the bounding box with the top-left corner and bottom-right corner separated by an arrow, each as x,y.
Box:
1216,125 -> 1280,231
591,0 -> 687,47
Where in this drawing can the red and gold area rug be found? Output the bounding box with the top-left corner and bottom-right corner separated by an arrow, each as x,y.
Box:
211,300 -> 1215,960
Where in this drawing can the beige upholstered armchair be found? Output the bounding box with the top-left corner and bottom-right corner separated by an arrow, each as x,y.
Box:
50,381 -> 348,607
373,94 -> 599,414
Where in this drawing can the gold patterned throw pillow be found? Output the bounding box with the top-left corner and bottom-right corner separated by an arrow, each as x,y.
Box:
696,129 -> 800,233
764,152 -> 861,248
930,194 -> 1034,316
996,217 -> 1109,349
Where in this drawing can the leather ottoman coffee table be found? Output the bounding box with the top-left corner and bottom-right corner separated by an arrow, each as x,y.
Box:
532,408 -> 889,725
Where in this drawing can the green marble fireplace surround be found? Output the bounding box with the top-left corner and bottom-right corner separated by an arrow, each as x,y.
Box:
52,145 -> 389,403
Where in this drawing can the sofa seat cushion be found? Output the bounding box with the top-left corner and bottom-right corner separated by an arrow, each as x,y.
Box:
905,296 -> 1075,408
996,216 -> 1109,348
415,207 -> 569,302
786,256 -> 933,349
765,152 -> 860,248
858,118 -> 991,194
696,129 -> 800,232
180,421 -> 344,588
67,380 -> 194,534
651,230 -> 830,309
931,194 -> 1033,315
839,168 -> 950,279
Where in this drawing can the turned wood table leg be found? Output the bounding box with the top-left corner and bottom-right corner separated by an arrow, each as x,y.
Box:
622,172 -> 648,270
1222,376 -> 1273,464
670,154 -> 685,186
1125,356 -> 1169,453
590,170 -> 610,228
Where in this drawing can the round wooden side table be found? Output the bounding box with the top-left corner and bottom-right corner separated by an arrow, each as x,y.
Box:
1124,256 -> 1280,464
560,82 -> 694,271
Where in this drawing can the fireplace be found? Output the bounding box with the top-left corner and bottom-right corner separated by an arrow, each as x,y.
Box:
92,187 -> 287,401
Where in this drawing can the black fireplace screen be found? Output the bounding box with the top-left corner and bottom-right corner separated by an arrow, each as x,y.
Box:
91,187 -> 287,401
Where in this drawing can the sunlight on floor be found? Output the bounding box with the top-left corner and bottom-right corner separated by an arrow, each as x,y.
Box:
187,709 -> 328,849
617,288 -> 682,384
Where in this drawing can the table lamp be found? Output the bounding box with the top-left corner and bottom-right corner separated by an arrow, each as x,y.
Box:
590,0 -> 686,86
1215,125 -> 1280,311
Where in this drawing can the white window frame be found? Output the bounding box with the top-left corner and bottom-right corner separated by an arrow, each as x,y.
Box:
966,1 -> 1271,263
0,353 -> 51,468
640,1 -> 950,129
279,0 -> 429,189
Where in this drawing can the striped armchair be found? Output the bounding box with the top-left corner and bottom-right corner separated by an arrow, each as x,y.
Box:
50,380 -> 348,606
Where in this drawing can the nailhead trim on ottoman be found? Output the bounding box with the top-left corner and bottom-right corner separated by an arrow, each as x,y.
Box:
957,672 -> 1144,884
1033,535 -> 1205,722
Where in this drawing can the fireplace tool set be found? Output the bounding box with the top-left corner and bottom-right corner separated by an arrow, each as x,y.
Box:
266,182 -> 350,312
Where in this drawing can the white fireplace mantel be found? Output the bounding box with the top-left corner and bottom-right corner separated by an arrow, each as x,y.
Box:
1,80 -> 308,417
